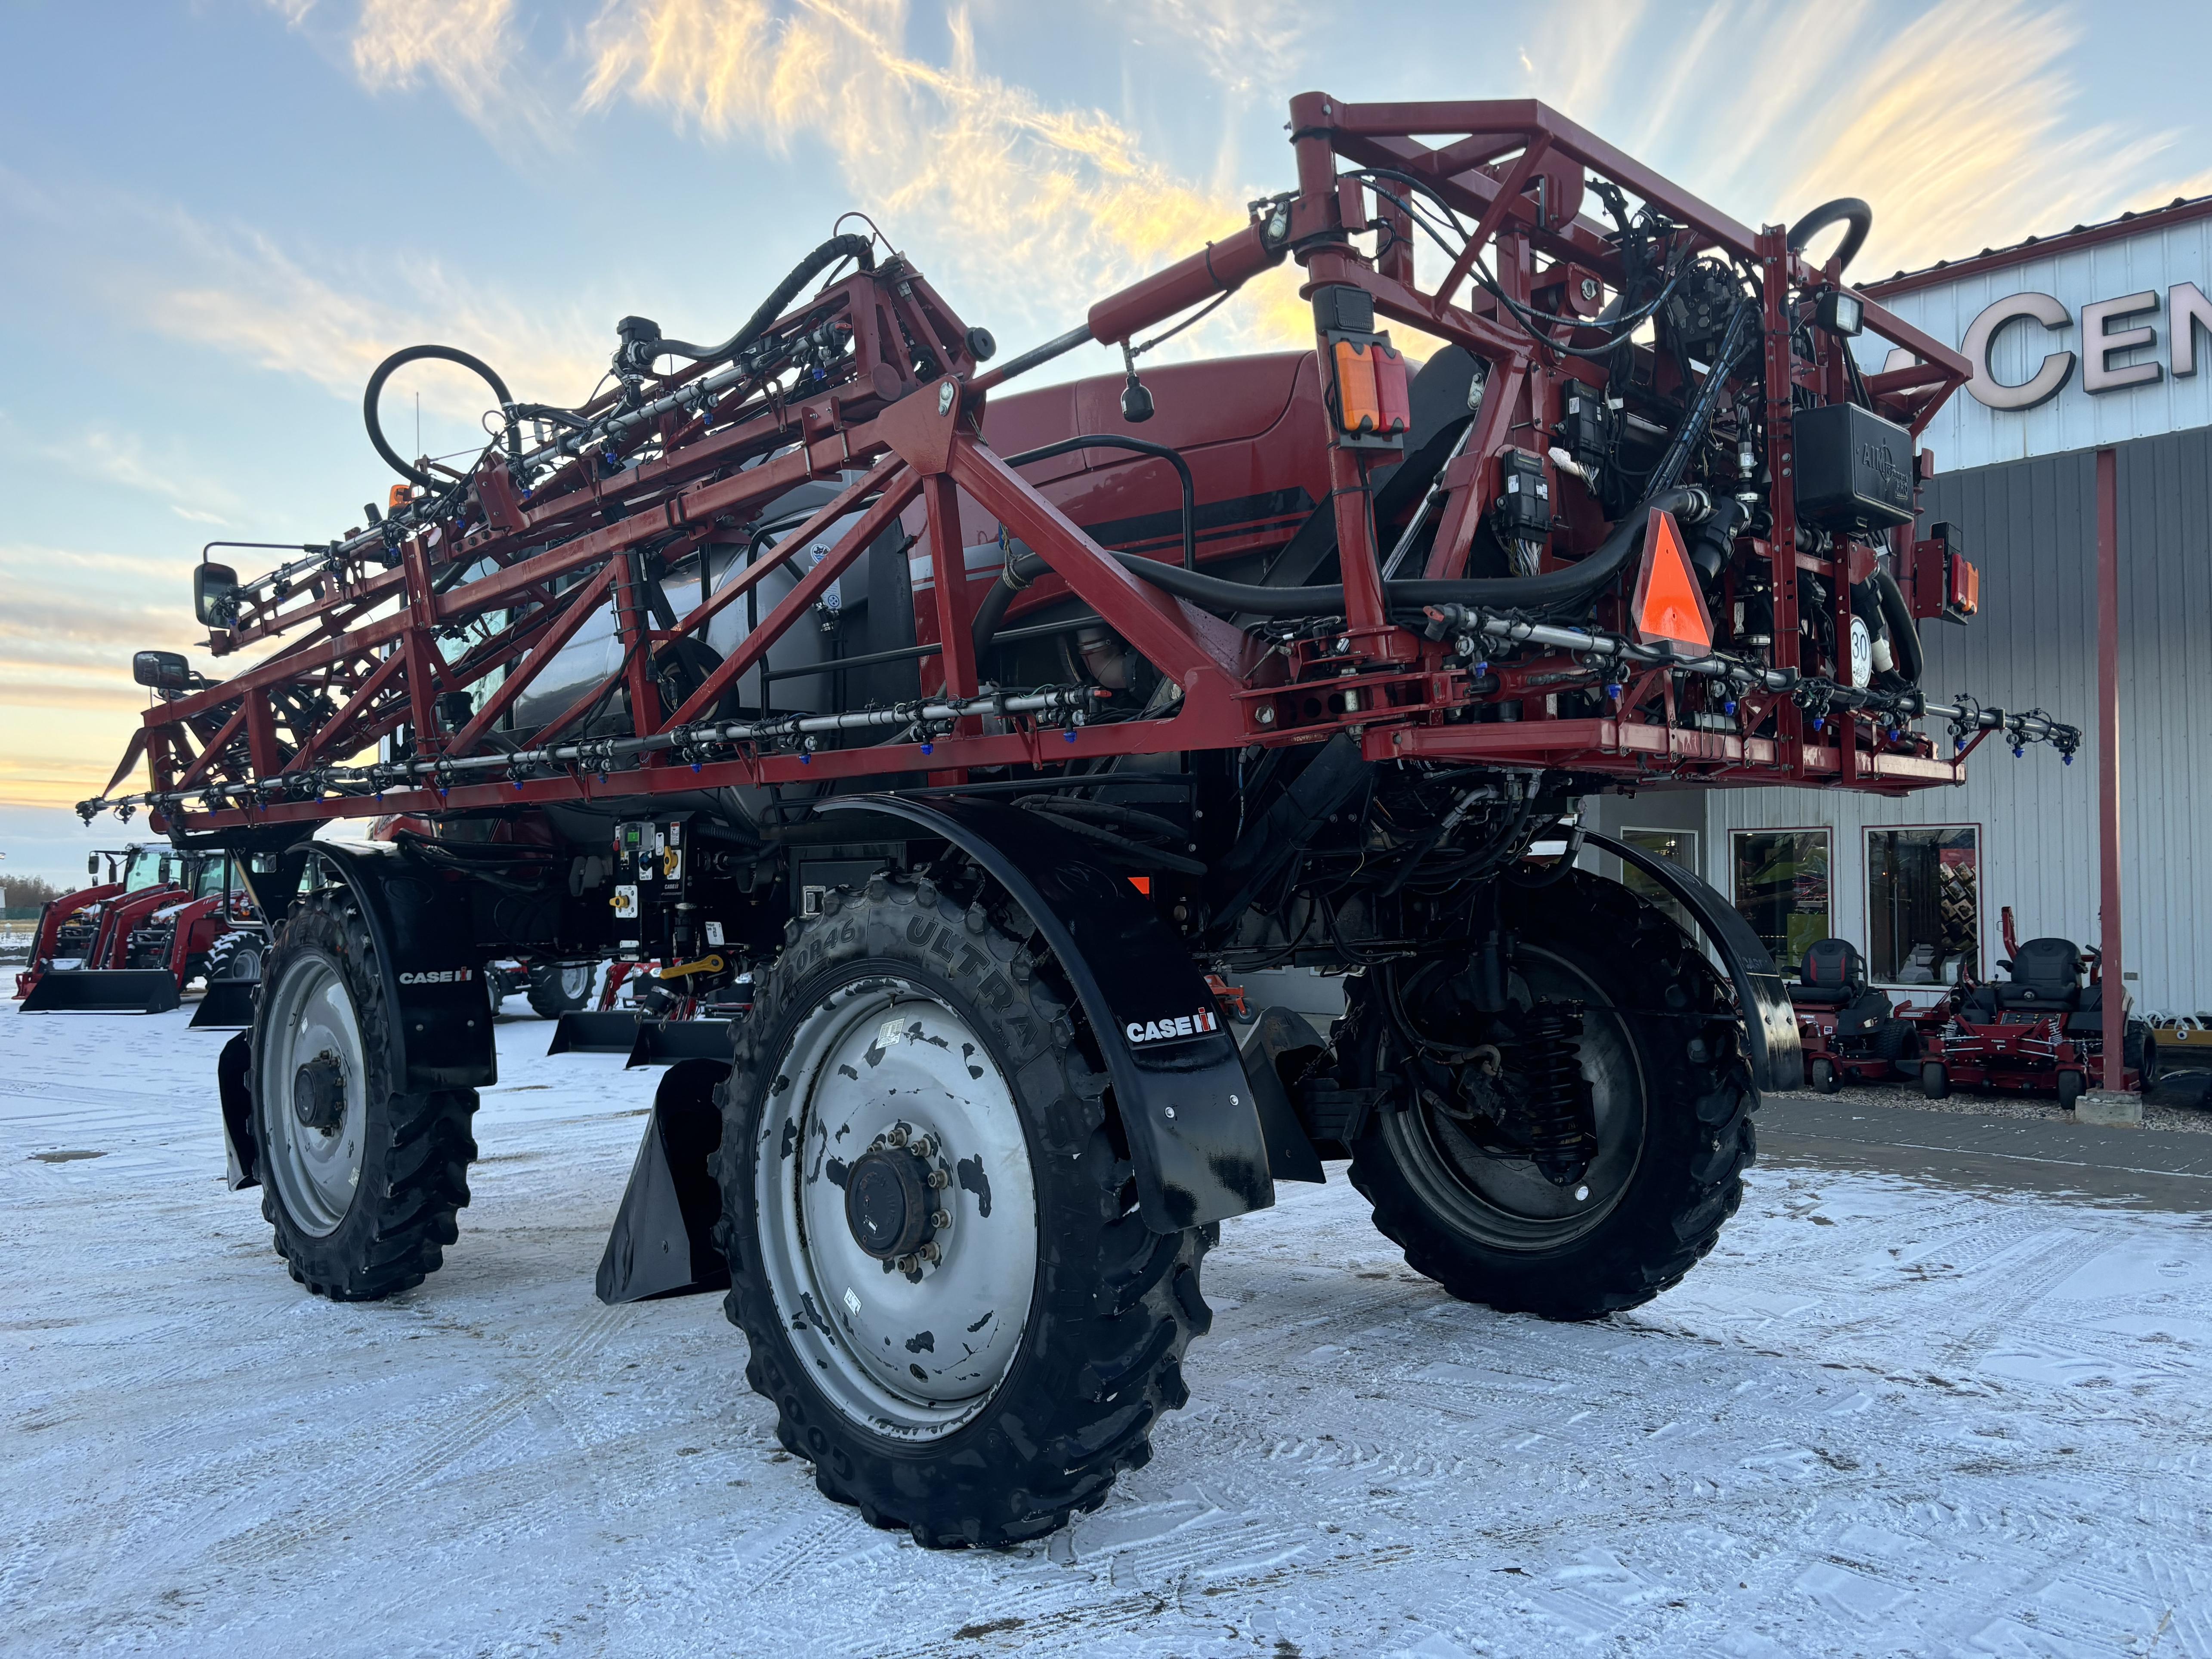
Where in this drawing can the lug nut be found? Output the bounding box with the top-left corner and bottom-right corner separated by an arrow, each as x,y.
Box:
909,1134 -> 937,1160
927,1168 -> 950,1189
920,1241 -> 942,1264
886,1125 -> 909,1148
930,1210 -> 951,1230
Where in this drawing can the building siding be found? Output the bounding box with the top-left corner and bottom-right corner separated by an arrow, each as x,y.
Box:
1705,427 -> 2212,1014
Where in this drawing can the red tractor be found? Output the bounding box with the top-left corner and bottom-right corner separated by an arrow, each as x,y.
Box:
82,96 -> 2080,1545
17,845 -> 263,1016
1921,936 -> 2143,1109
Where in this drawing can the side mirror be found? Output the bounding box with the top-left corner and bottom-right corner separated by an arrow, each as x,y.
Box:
88,853 -> 99,877
133,650 -> 192,692
194,562 -> 239,628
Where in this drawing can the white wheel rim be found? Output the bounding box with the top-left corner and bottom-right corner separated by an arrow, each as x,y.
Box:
559,963 -> 591,999
753,976 -> 1038,1440
258,954 -> 368,1237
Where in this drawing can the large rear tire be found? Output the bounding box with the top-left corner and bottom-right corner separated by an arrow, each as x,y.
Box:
1348,871 -> 1756,1320
712,871 -> 1212,1548
249,892 -> 478,1301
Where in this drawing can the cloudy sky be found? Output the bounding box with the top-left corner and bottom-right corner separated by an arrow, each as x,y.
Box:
3,0 -> 2207,881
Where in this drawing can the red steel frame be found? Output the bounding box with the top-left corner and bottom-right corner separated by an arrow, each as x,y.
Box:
96,98 -> 1992,841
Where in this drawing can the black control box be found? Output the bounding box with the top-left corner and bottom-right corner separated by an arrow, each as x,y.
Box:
1791,403 -> 1915,534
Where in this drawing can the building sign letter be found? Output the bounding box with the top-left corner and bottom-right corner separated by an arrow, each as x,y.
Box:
1962,292 -> 2074,411
2169,282 -> 2212,378
2081,290 -> 2162,394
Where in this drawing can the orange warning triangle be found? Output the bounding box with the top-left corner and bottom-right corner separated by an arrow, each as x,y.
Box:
1630,507 -> 1713,655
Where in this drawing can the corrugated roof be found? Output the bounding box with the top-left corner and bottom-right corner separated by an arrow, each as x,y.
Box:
1864,193 -> 2212,298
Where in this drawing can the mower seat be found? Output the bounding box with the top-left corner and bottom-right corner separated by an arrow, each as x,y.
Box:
1789,938 -> 1865,1008
1995,937 -> 2082,1011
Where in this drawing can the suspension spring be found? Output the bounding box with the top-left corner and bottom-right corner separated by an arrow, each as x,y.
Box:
1517,1004 -> 1596,1186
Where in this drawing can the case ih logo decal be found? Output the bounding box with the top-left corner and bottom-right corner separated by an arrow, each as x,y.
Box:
1124,1010 -> 1220,1045
399,968 -> 474,985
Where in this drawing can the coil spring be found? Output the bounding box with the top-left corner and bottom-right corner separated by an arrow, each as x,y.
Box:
1519,1004 -> 1596,1186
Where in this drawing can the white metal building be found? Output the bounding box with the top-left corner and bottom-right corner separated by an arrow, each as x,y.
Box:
1586,195 -> 2212,1018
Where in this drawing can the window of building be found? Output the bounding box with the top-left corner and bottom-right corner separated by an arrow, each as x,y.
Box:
1731,830 -> 1831,971
1866,826 -> 1979,985
1619,828 -> 1700,938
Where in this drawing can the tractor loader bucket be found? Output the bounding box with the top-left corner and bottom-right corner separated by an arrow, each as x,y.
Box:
190,979 -> 258,1029
21,969 -> 180,1014
625,1018 -> 733,1069
547,1010 -> 643,1054
596,1059 -> 732,1304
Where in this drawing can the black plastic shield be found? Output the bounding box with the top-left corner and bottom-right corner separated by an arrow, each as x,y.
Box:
1581,828 -> 1804,1092
818,795 -> 1276,1233
596,1059 -> 732,1303
625,1018 -> 734,1069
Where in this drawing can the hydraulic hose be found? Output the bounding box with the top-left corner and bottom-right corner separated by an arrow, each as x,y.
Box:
970,435 -> 1197,657
641,234 -> 877,368
1786,198 -> 1873,275
974,484 -> 1712,637
364,344 -> 517,489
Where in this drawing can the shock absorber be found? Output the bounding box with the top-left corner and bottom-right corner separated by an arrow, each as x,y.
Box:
1516,1004 -> 1597,1186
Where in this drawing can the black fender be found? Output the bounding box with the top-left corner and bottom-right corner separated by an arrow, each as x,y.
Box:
271,841 -> 498,1091
818,796 -> 1277,1233
1581,829 -> 1803,1092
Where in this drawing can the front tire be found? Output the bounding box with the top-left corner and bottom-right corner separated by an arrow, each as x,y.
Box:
1810,1056 -> 1839,1094
1921,1061 -> 1949,1100
525,960 -> 594,1018
712,872 -> 1212,1547
249,892 -> 478,1301
1347,871 -> 1756,1321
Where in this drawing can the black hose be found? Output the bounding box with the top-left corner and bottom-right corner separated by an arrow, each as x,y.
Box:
1872,567 -> 1923,686
1786,198 -> 1873,274
970,435 -> 1197,657
1002,437 -> 1196,570
644,234 -> 877,367
1648,299 -> 1760,494
364,345 -> 517,489
977,483 -> 1711,628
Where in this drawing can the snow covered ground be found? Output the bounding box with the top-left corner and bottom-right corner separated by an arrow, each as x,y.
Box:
4,1003 -> 2208,1658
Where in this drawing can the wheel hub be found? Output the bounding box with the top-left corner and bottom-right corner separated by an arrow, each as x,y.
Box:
845,1144 -> 936,1261
292,1053 -> 347,1134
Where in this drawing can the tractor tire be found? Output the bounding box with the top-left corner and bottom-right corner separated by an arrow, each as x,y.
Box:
204,929 -> 264,984
249,891 -> 478,1301
1348,870 -> 1756,1321
2057,1069 -> 2085,1111
525,961 -> 595,1019
711,872 -> 1213,1548
1921,1061 -> 1949,1100
1810,1057 -> 1839,1094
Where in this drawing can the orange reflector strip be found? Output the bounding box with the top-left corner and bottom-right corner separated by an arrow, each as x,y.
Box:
1630,508 -> 1713,655
389,484 -> 412,510
1128,875 -> 1152,894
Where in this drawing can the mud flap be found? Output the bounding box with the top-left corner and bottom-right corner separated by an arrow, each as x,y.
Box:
1581,829 -> 1803,1092
818,796 -> 1276,1233
548,1010 -> 644,1055
20,969 -> 180,1014
596,1058 -> 732,1304
1239,1007 -> 1328,1184
217,1031 -> 258,1189
191,979 -> 258,1029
